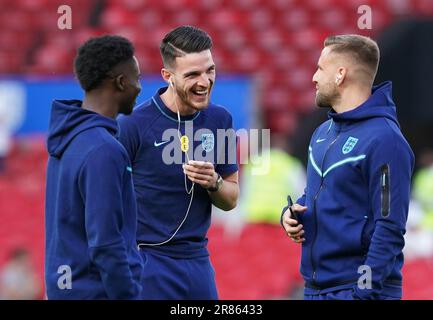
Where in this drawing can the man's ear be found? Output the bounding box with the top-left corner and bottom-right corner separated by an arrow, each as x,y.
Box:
115,74 -> 125,91
335,67 -> 347,85
161,68 -> 171,85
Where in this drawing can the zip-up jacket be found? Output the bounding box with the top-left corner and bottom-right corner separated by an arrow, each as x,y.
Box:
290,82 -> 414,299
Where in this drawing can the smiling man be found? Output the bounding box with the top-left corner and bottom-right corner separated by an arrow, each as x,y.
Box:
118,25 -> 239,300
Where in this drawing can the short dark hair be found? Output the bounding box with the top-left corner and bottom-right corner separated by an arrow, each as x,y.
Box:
74,35 -> 135,91
160,25 -> 213,68
324,34 -> 380,81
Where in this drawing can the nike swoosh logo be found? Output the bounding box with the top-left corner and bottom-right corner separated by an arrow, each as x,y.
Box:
154,140 -> 170,147
316,138 -> 326,143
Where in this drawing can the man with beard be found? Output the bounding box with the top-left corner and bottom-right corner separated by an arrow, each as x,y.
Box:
281,35 -> 414,300
45,35 -> 143,299
118,25 -> 239,299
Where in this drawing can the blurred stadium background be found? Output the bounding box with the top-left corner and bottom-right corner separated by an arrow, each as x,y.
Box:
1,0 -> 433,299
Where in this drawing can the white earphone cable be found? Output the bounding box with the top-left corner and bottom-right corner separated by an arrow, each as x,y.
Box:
138,80 -> 194,248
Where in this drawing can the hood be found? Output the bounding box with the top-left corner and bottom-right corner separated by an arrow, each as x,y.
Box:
328,81 -> 399,127
47,99 -> 118,158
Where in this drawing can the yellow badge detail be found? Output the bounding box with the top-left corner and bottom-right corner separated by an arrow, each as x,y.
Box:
180,135 -> 189,152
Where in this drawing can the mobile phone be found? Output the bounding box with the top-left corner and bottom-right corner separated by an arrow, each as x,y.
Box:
287,195 -> 300,223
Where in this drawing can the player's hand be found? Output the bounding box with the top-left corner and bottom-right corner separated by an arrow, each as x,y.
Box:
183,160 -> 217,189
282,204 -> 308,243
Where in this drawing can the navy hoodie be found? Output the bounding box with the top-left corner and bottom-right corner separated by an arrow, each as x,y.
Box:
45,100 -> 143,299
296,82 -> 414,299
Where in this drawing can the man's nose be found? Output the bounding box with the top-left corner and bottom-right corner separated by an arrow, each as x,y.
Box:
312,76 -> 318,84
197,74 -> 210,87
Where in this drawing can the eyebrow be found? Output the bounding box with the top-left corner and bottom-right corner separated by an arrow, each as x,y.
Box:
183,65 -> 215,78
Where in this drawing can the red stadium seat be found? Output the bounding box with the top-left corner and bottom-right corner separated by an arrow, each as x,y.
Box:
208,223 -> 302,299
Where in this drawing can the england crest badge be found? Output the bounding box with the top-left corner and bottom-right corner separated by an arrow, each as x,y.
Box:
342,136 -> 359,154
201,133 -> 214,152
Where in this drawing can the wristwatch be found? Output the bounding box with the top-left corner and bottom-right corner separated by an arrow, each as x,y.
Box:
208,173 -> 223,192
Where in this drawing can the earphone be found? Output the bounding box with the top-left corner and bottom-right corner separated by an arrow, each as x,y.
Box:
137,74 -> 195,248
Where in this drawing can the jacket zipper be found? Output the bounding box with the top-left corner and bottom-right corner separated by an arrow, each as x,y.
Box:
380,164 -> 390,218
310,129 -> 341,284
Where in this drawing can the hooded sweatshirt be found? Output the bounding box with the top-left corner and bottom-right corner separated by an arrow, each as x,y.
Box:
295,81 -> 414,299
45,100 -> 143,299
